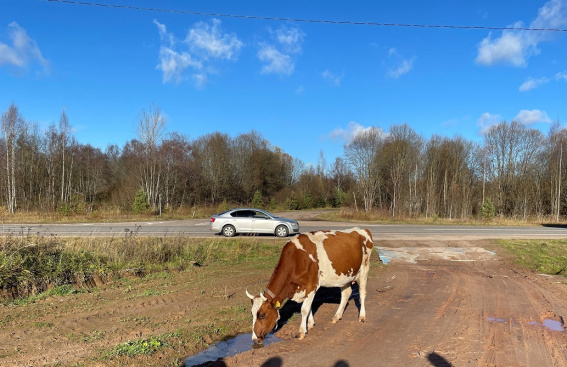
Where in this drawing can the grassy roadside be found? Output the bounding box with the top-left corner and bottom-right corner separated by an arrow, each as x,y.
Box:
320,208 -> 567,226
0,236 -> 282,301
0,237 -> 285,366
497,239 -> 567,277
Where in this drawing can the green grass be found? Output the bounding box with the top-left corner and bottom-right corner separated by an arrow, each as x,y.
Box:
104,330 -> 183,358
10,285 -> 81,306
33,321 -> 54,328
67,330 -> 106,344
498,239 -> 567,276
1,236 -> 283,303
106,336 -> 165,357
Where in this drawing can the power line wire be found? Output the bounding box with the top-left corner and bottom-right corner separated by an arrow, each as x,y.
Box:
46,0 -> 567,32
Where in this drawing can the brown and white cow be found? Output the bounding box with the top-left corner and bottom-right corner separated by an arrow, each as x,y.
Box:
246,227 -> 373,343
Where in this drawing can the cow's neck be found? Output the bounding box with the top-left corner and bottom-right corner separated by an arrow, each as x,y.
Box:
265,267 -> 294,303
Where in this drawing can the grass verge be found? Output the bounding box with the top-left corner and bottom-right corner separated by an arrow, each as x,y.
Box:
0,236 -> 282,302
497,239 -> 567,276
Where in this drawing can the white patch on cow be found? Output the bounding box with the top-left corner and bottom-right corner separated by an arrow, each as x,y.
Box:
309,254 -> 316,262
250,296 -> 264,341
291,237 -> 306,251
305,230 -> 360,288
292,289 -> 307,302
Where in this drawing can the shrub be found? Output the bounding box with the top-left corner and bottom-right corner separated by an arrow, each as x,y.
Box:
480,197 -> 495,220
286,192 -> 299,210
251,190 -> 263,208
132,189 -> 149,214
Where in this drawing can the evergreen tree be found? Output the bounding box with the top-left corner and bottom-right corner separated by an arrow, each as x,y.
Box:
132,189 -> 150,214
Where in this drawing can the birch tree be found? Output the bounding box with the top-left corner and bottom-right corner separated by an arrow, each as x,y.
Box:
1,103 -> 23,213
137,104 -> 166,210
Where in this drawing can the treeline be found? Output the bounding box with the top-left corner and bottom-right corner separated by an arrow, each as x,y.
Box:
1,102 -> 566,220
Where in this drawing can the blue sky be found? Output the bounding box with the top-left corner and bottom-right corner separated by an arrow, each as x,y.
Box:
1,0 -> 566,166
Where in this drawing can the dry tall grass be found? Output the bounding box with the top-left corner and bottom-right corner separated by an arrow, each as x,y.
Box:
0,235 -> 282,301
321,208 -> 565,226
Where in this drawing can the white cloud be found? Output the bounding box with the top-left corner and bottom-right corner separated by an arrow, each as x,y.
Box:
513,109 -> 551,124
185,18 -> 242,60
154,18 -> 241,86
475,0 -> 567,67
193,73 -> 207,88
476,30 -> 528,67
257,25 -> 304,76
321,69 -> 343,86
556,71 -> 567,81
519,76 -> 550,91
478,112 -> 504,133
274,25 -> 305,53
386,47 -> 415,79
387,58 -> 415,79
258,44 -> 294,75
329,121 -> 376,143
0,22 -> 50,74
154,20 -> 201,84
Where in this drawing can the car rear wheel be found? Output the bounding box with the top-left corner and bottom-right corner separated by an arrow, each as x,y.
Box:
275,225 -> 289,238
222,225 -> 236,237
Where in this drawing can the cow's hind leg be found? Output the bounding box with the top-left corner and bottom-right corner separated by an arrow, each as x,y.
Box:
357,257 -> 370,323
298,291 -> 316,340
332,284 -> 352,323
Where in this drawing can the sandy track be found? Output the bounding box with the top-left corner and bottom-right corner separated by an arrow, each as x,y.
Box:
218,240 -> 567,367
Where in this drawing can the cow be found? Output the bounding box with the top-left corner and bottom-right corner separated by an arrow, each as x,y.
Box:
246,227 -> 373,344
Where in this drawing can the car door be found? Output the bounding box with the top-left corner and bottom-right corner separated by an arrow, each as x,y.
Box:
251,210 -> 275,234
232,210 -> 254,232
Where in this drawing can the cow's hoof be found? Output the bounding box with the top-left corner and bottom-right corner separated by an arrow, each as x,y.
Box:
331,317 -> 340,324
358,317 -> 366,323
297,332 -> 306,340
308,323 -> 315,330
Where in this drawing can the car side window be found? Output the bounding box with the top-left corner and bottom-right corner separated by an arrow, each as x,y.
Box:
232,210 -> 254,218
254,211 -> 268,219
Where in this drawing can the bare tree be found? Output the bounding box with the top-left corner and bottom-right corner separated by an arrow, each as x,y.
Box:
382,124 -> 422,218
1,103 -> 23,213
137,104 -> 166,210
548,121 -> 566,221
483,121 -> 544,217
344,127 -> 384,211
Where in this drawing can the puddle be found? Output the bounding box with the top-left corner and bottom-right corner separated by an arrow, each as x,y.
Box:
488,317 -> 564,332
487,317 -> 506,323
528,319 -> 565,332
184,332 -> 280,366
376,247 -> 496,264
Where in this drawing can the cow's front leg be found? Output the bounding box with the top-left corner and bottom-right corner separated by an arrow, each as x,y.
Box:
332,284 -> 352,323
307,308 -> 315,330
298,291 -> 316,340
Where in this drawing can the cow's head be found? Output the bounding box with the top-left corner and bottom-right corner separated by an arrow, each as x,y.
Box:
246,289 -> 281,344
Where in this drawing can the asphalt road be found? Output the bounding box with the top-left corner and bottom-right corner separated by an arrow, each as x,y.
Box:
1,219 -> 566,240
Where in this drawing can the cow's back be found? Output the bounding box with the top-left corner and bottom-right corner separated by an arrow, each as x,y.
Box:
305,228 -> 372,288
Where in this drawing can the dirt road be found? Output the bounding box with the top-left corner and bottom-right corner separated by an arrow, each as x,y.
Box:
218,240 -> 567,367
2,239 -> 566,366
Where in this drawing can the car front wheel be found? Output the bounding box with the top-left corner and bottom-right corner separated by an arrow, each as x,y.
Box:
275,225 -> 289,238
222,225 -> 236,237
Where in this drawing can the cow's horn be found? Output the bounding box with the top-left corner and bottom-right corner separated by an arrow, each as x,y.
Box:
245,288 -> 254,300
260,290 -> 267,302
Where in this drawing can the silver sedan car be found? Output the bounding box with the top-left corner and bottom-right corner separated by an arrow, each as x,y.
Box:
209,208 -> 300,237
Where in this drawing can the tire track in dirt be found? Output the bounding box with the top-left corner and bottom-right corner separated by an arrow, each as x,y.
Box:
220,244 -> 567,367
